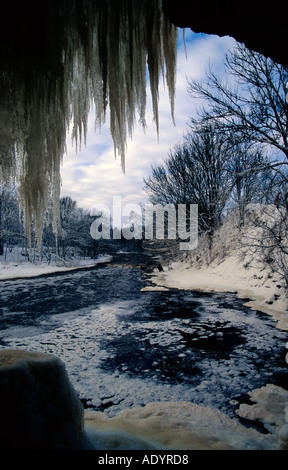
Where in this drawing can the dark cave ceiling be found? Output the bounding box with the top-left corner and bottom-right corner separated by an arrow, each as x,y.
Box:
162,0 -> 288,67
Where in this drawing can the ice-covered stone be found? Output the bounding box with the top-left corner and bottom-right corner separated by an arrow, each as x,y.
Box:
0,349 -> 85,449
84,401 -> 278,450
237,383 -> 288,448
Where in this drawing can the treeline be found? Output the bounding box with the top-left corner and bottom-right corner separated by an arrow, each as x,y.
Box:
143,43 -> 288,283
144,122 -> 286,240
0,191 -> 107,262
144,43 -> 288,241
0,189 -> 144,262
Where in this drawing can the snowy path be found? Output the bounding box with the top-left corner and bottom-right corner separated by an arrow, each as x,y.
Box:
0,252 -> 287,424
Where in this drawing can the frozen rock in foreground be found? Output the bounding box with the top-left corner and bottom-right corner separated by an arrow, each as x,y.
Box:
85,401 -> 279,450
0,349 -> 155,450
237,384 -> 288,450
0,349 -> 85,450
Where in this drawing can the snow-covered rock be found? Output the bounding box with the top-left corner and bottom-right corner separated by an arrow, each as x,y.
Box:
0,349 -> 156,450
84,401 -> 278,450
0,349 -> 85,449
236,384 -> 288,450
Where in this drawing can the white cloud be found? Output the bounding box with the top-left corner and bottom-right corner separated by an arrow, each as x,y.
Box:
60,31 -> 236,212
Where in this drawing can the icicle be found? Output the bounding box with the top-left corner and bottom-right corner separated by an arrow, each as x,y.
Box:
0,0 -> 178,248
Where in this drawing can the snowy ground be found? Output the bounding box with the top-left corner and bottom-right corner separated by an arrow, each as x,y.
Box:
84,387 -> 288,450
150,256 -> 288,331
0,250 -> 112,280
150,205 -> 288,332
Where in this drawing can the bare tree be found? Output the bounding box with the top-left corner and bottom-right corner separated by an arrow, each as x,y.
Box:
57,196 -> 94,260
0,186 -> 25,258
188,44 -> 288,175
239,203 -> 288,287
188,44 -> 288,280
144,123 -> 234,241
226,141 -> 282,223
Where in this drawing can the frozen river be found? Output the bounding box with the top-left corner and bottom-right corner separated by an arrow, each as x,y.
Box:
0,252 -> 287,424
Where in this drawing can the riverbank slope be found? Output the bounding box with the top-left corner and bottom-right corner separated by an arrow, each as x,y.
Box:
0,253 -> 112,280
149,204 -> 288,331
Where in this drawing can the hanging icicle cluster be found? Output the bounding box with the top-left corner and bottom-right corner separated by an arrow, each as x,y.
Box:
0,0 -> 178,248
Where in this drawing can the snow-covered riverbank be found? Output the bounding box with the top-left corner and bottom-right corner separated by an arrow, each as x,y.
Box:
0,253 -> 112,280
84,385 -> 288,450
149,205 -> 288,332
150,255 -> 288,331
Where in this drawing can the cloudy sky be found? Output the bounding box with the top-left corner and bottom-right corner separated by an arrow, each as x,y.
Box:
60,30 -> 236,214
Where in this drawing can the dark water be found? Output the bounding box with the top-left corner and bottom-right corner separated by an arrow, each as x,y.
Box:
0,252 -> 287,422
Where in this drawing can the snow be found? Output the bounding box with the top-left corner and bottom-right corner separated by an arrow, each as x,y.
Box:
84,400 -> 279,450
237,384 -> 288,432
140,285 -> 169,291
150,256 -> 288,330
0,251 -> 112,280
150,204 -> 288,331
236,384 -> 288,450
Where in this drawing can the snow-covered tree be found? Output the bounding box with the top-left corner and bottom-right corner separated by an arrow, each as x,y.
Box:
188,43 -> 288,176
144,123 -> 234,240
